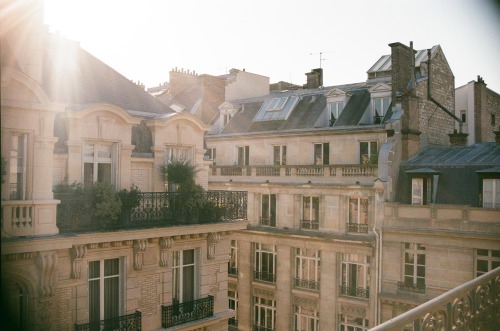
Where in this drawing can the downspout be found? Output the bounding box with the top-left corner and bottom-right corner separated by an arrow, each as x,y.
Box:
373,224 -> 381,325
427,49 -> 463,132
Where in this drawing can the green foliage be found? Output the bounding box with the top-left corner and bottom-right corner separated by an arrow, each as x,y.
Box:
118,185 -> 142,212
160,159 -> 200,190
91,181 -> 122,221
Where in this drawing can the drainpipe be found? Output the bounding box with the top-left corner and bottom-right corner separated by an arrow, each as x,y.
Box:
427,49 -> 463,132
373,224 -> 382,325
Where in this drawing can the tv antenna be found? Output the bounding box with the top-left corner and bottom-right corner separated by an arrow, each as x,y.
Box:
310,51 -> 335,69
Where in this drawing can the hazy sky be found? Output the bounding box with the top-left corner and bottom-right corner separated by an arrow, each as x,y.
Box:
44,0 -> 500,92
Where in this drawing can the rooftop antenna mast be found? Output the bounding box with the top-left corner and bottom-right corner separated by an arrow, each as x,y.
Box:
310,51 -> 334,69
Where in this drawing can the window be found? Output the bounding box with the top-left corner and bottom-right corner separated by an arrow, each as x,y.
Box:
261,194 -> 277,226
412,177 -> 433,205
89,258 -> 123,324
460,110 -> 466,123
83,143 -> 118,187
475,249 -> 500,277
483,179 -> 500,209
294,248 -> 321,290
165,145 -> 193,164
348,198 -> 369,233
237,146 -> 249,166
229,240 -> 238,276
273,145 -> 287,165
313,143 -> 329,165
339,314 -> 369,331
253,296 -> 276,330
491,114 -> 496,127
253,96 -> 299,122
4,280 -> 29,331
206,148 -> 216,163
359,141 -> 378,164
224,114 -> 232,127
340,254 -> 370,298
228,290 -> 238,327
402,243 -> 425,292
372,96 -> 391,123
172,249 -> 197,305
294,305 -> 319,331
254,243 -> 276,283
329,101 -> 344,126
9,133 -> 28,200
301,196 -> 320,230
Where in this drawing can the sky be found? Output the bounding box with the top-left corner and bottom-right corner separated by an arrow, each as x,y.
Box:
43,0 -> 500,92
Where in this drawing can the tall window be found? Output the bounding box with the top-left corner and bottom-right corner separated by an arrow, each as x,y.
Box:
294,248 -> 321,290
206,148 -> 216,163
475,249 -> 500,277
294,305 -> 319,331
261,194 -> 277,226
172,249 -> 196,305
224,114 -> 232,127
359,141 -> 378,164
403,243 -> 425,292
4,280 -> 29,331
237,146 -> 249,166
483,179 -> 500,209
254,243 -> 276,283
9,133 -> 28,199
273,145 -> 287,165
228,290 -> 238,327
412,177 -> 434,205
339,315 -> 369,331
89,258 -> 123,324
165,146 -> 193,164
83,143 -> 118,187
348,198 -> 369,233
228,240 -> 238,276
302,196 -> 320,230
329,101 -> 344,126
313,143 -> 329,165
340,254 -> 370,299
253,296 -> 276,331
372,96 -> 391,123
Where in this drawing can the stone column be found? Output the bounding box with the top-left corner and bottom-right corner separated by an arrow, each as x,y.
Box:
276,245 -> 291,330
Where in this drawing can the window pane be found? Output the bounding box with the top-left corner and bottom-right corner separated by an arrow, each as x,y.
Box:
183,250 -> 194,265
104,276 -> 119,319
477,260 -> 488,272
104,258 -> 119,276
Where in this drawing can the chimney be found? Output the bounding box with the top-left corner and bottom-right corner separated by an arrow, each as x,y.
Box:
389,42 -> 415,101
448,129 -> 469,147
304,68 -> 323,89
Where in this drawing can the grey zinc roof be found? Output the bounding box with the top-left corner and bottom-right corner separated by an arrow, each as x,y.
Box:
333,89 -> 371,126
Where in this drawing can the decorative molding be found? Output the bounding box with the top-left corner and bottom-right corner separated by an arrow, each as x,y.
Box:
100,242 -> 110,248
228,282 -> 237,291
70,245 -> 87,279
293,295 -> 319,310
36,251 -> 57,297
207,232 -> 221,260
148,237 -> 159,244
340,304 -> 366,318
253,287 -> 275,299
159,237 -> 174,267
133,240 -> 148,271
123,240 -> 133,246
5,252 -> 33,261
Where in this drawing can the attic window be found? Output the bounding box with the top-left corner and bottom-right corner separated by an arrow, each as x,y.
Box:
253,96 -> 299,122
267,97 -> 288,112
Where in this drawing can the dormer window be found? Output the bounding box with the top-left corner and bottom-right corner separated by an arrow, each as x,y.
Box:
482,179 -> 500,209
372,97 -> 391,124
329,101 -> 344,126
223,114 -> 232,127
406,168 -> 441,205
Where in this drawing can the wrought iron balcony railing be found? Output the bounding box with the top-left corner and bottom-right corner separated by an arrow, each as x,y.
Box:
259,217 -> 276,227
55,190 -> 247,233
74,311 -> 141,331
300,219 -> 319,230
294,277 -> 320,291
339,284 -> 370,299
346,222 -> 369,233
162,296 -> 214,328
254,271 -> 276,283
371,267 -> 500,331
253,325 -> 275,331
398,281 -> 426,294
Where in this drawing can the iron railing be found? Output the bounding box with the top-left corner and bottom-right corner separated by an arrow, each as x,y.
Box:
339,284 -> 370,299
254,271 -> 276,283
300,219 -> 319,230
398,281 -> 426,294
253,325 -> 274,331
162,296 -> 214,328
74,311 -> 141,331
371,267 -> 500,331
347,222 -> 369,233
259,217 -> 276,227
294,277 -> 320,291
55,190 -> 247,232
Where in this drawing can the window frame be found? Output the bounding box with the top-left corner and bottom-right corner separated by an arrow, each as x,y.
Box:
359,141 -> 378,165
229,240 -> 238,276
372,96 -> 391,123
165,145 -> 193,164
273,145 -> 287,166
206,147 -> 216,162
261,194 -> 277,227
253,296 -> 276,330
294,248 -> 321,290
482,178 -> 500,209
294,305 -> 320,331
237,146 -> 250,166
83,142 -> 119,188
348,197 -> 369,232
313,143 -> 329,165
172,249 -> 198,305
228,290 -> 238,326
302,196 -> 320,229
8,132 -> 28,200
403,243 -> 426,288
253,243 -> 277,283
340,254 -> 370,298
339,314 -> 369,331
475,249 -> 500,277
329,101 -> 345,126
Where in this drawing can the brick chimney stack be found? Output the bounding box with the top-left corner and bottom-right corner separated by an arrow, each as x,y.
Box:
448,129 -> 469,147
304,68 -> 323,89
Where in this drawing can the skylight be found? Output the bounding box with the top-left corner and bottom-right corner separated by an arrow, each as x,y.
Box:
253,96 -> 299,121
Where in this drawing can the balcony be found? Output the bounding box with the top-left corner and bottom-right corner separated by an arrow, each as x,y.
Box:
74,311 -> 141,331
398,281 -> 426,294
294,277 -> 320,291
162,296 -> 214,328
346,222 -> 368,233
371,267 -> 500,331
339,285 -> 370,299
54,191 -> 247,233
1,199 -> 59,237
254,271 -> 276,283
300,219 -> 319,230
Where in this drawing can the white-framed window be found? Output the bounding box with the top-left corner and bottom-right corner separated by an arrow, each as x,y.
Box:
83,142 -> 118,187
339,314 -> 369,331
9,133 -> 28,200
224,114 -> 232,127
229,240 -> 238,276
482,179 -> 500,209
294,248 -> 321,290
253,296 -> 276,330
411,177 -> 434,205
273,145 -> 287,165
165,145 -> 193,164
302,196 -> 320,229
237,146 -> 249,166
313,143 -> 329,165
359,141 -> 378,164
261,194 -> 277,227
404,243 -> 425,288
254,243 -> 276,283
348,198 -> 369,233
228,290 -> 238,327
172,249 -> 197,305
340,254 -> 370,299
475,249 -> 500,277
329,101 -> 344,126
372,96 -> 391,123
294,305 -> 319,331
88,258 -> 124,324
205,148 -> 216,162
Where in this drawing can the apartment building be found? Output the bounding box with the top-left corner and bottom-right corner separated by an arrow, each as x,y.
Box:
1,2 -> 247,330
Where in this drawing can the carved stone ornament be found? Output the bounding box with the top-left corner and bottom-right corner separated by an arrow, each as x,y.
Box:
70,245 -> 87,279
253,287 -> 275,299
293,295 -> 319,310
159,237 -> 174,267
133,240 -> 148,271
207,232 -> 221,260
341,304 -> 366,318
36,251 -> 57,297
